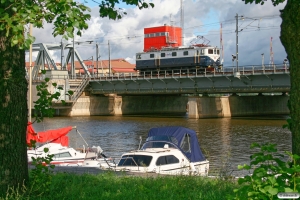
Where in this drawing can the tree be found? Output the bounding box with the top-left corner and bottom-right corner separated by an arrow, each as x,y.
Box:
244,0 -> 300,156
0,0 -> 153,195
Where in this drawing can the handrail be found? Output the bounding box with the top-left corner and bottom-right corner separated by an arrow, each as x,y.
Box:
71,77 -> 90,102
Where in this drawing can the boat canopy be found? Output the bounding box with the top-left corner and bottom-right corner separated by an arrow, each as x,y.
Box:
27,122 -> 72,147
147,126 -> 206,162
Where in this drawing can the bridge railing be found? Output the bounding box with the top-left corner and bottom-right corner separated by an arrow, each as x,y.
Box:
26,64 -> 289,81
88,64 -> 289,82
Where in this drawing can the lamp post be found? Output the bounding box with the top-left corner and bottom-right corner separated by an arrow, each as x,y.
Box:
283,58 -> 288,70
261,53 -> 264,71
232,54 -> 236,70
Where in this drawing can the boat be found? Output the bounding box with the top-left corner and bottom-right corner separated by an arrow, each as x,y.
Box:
27,122 -> 109,166
88,126 -> 209,175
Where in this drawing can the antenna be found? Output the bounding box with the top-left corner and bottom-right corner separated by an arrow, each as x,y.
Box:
169,14 -> 176,45
180,0 -> 184,46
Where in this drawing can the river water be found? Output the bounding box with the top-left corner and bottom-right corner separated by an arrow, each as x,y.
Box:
32,115 -> 291,176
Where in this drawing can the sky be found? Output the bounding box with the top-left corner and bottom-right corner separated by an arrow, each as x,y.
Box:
27,0 -> 287,68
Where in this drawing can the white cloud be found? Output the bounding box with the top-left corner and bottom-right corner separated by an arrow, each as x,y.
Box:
30,0 -> 287,67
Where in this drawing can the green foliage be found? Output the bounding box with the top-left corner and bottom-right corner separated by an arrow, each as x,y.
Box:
0,0 -> 154,49
243,0 -> 285,6
0,0 -> 91,49
98,0 -> 154,20
28,147 -> 55,196
229,143 -> 300,200
33,70 -> 73,122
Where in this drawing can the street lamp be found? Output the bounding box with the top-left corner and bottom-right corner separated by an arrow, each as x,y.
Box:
232,54 -> 236,69
283,58 -> 288,70
261,53 -> 264,70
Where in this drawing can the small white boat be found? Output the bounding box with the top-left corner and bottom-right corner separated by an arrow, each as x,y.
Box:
89,126 -> 209,176
27,123 -> 109,167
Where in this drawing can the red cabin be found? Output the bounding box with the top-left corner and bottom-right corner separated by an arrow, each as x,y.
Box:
144,25 -> 182,52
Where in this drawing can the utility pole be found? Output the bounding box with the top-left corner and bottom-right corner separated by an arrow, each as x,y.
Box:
72,33 -> 75,79
108,40 -> 111,76
96,43 -> 99,78
235,13 -> 239,72
61,39 -> 65,70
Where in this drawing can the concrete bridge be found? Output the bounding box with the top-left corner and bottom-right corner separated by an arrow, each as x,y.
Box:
27,65 -> 290,119
27,43 -> 290,119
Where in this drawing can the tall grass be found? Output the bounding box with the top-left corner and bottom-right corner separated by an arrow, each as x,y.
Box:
2,172 -> 237,200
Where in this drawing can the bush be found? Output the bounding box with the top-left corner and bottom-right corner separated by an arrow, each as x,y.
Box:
229,143 -> 300,200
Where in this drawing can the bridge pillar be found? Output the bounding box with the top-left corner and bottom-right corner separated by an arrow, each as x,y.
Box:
188,96 -> 232,119
188,97 -> 199,119
109,94 -> 122,115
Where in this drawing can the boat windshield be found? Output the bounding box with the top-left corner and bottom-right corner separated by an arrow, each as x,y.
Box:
146,135 -> 178,145
141,141 -> 177,149
118,155 -> 152,167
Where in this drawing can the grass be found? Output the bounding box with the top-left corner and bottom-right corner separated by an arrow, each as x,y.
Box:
2,172 -> 238,200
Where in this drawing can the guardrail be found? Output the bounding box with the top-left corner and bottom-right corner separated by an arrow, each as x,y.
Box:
25,64 -> 289,82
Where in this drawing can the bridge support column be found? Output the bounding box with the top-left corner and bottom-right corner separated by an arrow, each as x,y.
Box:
188,96 -> 231,119
188,97 -> 199,119
109,94 -> 122,115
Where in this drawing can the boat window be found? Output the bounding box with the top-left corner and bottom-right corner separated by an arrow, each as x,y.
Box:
161,53 -> 165,57
118,155 -> 152,167
150,54 -> 155,58
53,152 -> 72,158
142,141 -> 177,149
156,155 -> 179,166
180,133 -> 191,153
217,49 -> 220,55
183,51 -> 188,56
172,52 -> 177,56
146,136 -> 178,145
208,49 -> 213,54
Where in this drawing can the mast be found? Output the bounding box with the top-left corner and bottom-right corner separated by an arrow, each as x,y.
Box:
29,24 -> 32,122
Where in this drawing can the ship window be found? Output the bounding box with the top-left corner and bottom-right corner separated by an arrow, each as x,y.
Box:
161,53 -> 165,57
150,54 -> 155,58
217,50 -> 220,54
118,155 -> 152,167
172,52 -> 177,56
145,136 -> 178,145
180,133 -> 191,153
208,49 -> 213,54
183,51 -> 188,56
156,155 -> 179,166
142,141 -> 177,149
53,152 -> 72,158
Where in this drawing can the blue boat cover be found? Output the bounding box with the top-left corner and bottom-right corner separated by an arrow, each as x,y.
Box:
147,126 -> 206,162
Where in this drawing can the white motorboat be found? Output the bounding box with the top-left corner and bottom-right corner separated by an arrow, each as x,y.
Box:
27,123 -> 109,166
88,126 -> 209,176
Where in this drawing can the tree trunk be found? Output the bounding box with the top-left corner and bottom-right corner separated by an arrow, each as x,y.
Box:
280,0 -> 300,156
0,14 -> 29,194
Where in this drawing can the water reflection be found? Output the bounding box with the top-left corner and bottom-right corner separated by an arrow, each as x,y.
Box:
32,116 -> 292,176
